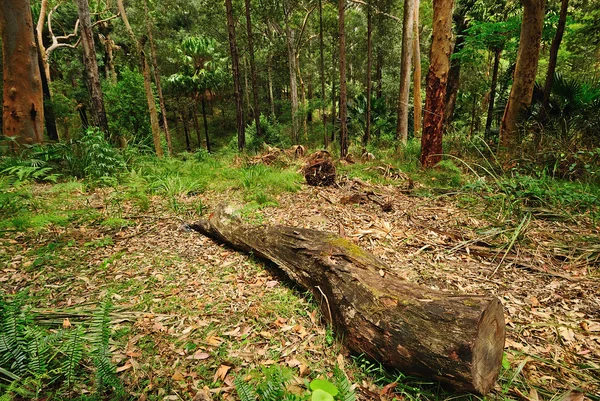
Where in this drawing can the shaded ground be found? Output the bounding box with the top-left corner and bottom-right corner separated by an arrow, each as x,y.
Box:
1,171 -> 599,400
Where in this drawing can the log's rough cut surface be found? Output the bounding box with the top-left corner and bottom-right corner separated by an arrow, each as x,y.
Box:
189,205 -> 506,395
302,151 -> 336,186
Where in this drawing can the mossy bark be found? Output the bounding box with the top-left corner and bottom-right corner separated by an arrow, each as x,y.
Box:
189,205 -> 505,395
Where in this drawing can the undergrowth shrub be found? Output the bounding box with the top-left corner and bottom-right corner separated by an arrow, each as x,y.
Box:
0,293 -> 124,400
241,115 -> 291,152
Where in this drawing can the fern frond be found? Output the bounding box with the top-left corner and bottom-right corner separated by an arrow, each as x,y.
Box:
61,327 -> 84,390
25,328 -> 47,376
234,377 -> 257,401
259,373 -> 284,401
90,299 -> 113,355
93,353 -> 123,395
333,366 -> 356,401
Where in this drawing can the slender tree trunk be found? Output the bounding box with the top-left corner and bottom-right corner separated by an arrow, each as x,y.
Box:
469,94 -> 477,138
225,0 -> 245,150
117,0 -> 163,155
412,0 -> 422,137
376,50 -> 383,99
243,56 -> 252,118
540,0 -> 568,123
364,1 -> 372,146
75,0 -> 110,137
331,34 -> 337,143
319,0 -> 328,148
443,16 -> 468,126
0,0 -> 44,149
36,36 -> 59,141
192,98 -> 202,149
268,53 -> 275,117
181,109 -> 191,152
285,23 -> 300,143
500,0 -> 546,151
244,0 -> 261,137
297,52 -> 308,141
420,0 -> 454,168
338,0 -> 348,157
144,0 -> 172,155
201,96 -> 211,152
485,48 -> 502,138
396,0 -> 415,144
101,34 -> 118,85
36,0 -> 51,86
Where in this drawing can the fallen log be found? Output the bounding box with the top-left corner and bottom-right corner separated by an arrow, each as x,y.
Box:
188,205 -> 505,394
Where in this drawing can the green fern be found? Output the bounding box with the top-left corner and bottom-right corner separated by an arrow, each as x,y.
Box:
235,377 -> 257,401
333,366 -> 356,401
0,296 -> 28,376
61,326 -> 84,390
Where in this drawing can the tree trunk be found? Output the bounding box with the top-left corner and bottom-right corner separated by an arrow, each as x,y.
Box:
443,16 -> 468,126
412,0 -> 422,137
189,205 -> 506,396
201,96 -> 211,153
297,53 -> 308,141
364,1 -> 372,146
331,34 -> 337,144
268,53 -> 276,118
36,0 -> 51,86
396,0 -> 415,144
319,0 -> 328,148
75,0 -> 110,137
338,0 -> 349,157
34,30 -> 59,142
181,109 -> 191,152
286,23 -> 300,143
144,0 -> 172,155
101,34 -> 118,85
420,0 -> 454,168
376,50 -> 383,99
500,0 -> 546,151
485,48 -> 502,138
117,0 -> 162,155
225,0 -> 245,151
244,0 -> 261,137
0,0 -> 44,149
540,0 -> 568,123
192,99 -> 202,149
243,56 -> 252,118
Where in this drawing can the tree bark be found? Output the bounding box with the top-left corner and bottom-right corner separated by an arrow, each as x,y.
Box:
338,0 -> 349,157
144,0 -> 172,155
319,0 -> 328,148
364,1 -> 373,146
286,23 -> 300,143
117,0 -> 162,155
499,0 -> 546,151
412,0 -> 422,137
420,0 -> 454,168
181,109 -> 191,152
244,0 -> 261,138
225,0 -> 245,151
485,48 -> 502,138
540,0 -> 568,123
396,0 -> 415,144
189,205 -> 505,395
268,53 -> 276,118
331,34 -> 337,143
0,0 -> 44,149
201,97 -> 211,153
36,35 -> 59,142
36,0 -> 51,85
443,15 -> 468,126
75,0 -> 110,137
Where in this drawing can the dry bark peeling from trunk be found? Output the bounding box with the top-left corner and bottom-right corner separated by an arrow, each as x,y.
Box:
189,204 -> 506,395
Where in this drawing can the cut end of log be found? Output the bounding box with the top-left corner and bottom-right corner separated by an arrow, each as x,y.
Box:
471,297 -> 506,394
303,151 -> 336,186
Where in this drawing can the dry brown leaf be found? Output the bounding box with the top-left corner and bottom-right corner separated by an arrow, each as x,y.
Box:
116,363 -> 132,373
193,386 -> 212,401
213,365 -> 231,383
206,336 -> 224,346
559,327 -> 576,343
190,351 -> 210,360
556,391 -> 585,401
63,318 -> 72,328
172,370 -> 186,381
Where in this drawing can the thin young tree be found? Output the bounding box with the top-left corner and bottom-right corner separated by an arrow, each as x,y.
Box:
0,0 -> 44,149
144,0 -> 173,155
500,0 -> 546,150
244,0 -> 261,138
338,0 -> 349,157
396,0 -> 415,144
319,0 -> 328,148
225,0 -> 245,150
117,0 -> 162,154
412,0 -> 422,136
75,0 -> 110,137
364,0 -> 373,146
420,0 -> 455,168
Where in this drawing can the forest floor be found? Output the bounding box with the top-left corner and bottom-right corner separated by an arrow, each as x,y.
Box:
1,154 -> 599,401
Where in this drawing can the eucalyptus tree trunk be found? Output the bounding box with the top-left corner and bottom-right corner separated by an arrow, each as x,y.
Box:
412,0 -> 422,137
364,1 -> 372,146
244,0 -> 261,137
485,48 -> 502,138
420,0 -> 454,168
338,0 -> 349,157
443,13 -> 468,126
331,34 -> 337,143
285,23 -> 300,143
225,0 -> 245,150
540,0 -> 568,123
396,0 -> 415,144
201,97 -> 211,153
268,53 -> 275,117
319,0 -> 328,148
144,0 -> 172,155
117,0 -> 162,154
36,0 -> 51,85
0,0 -> 44,149
500,0 -> 546,151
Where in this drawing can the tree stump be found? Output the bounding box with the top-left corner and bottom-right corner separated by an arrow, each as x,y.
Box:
189,205 -> 505,394
302,151 -> 336,186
